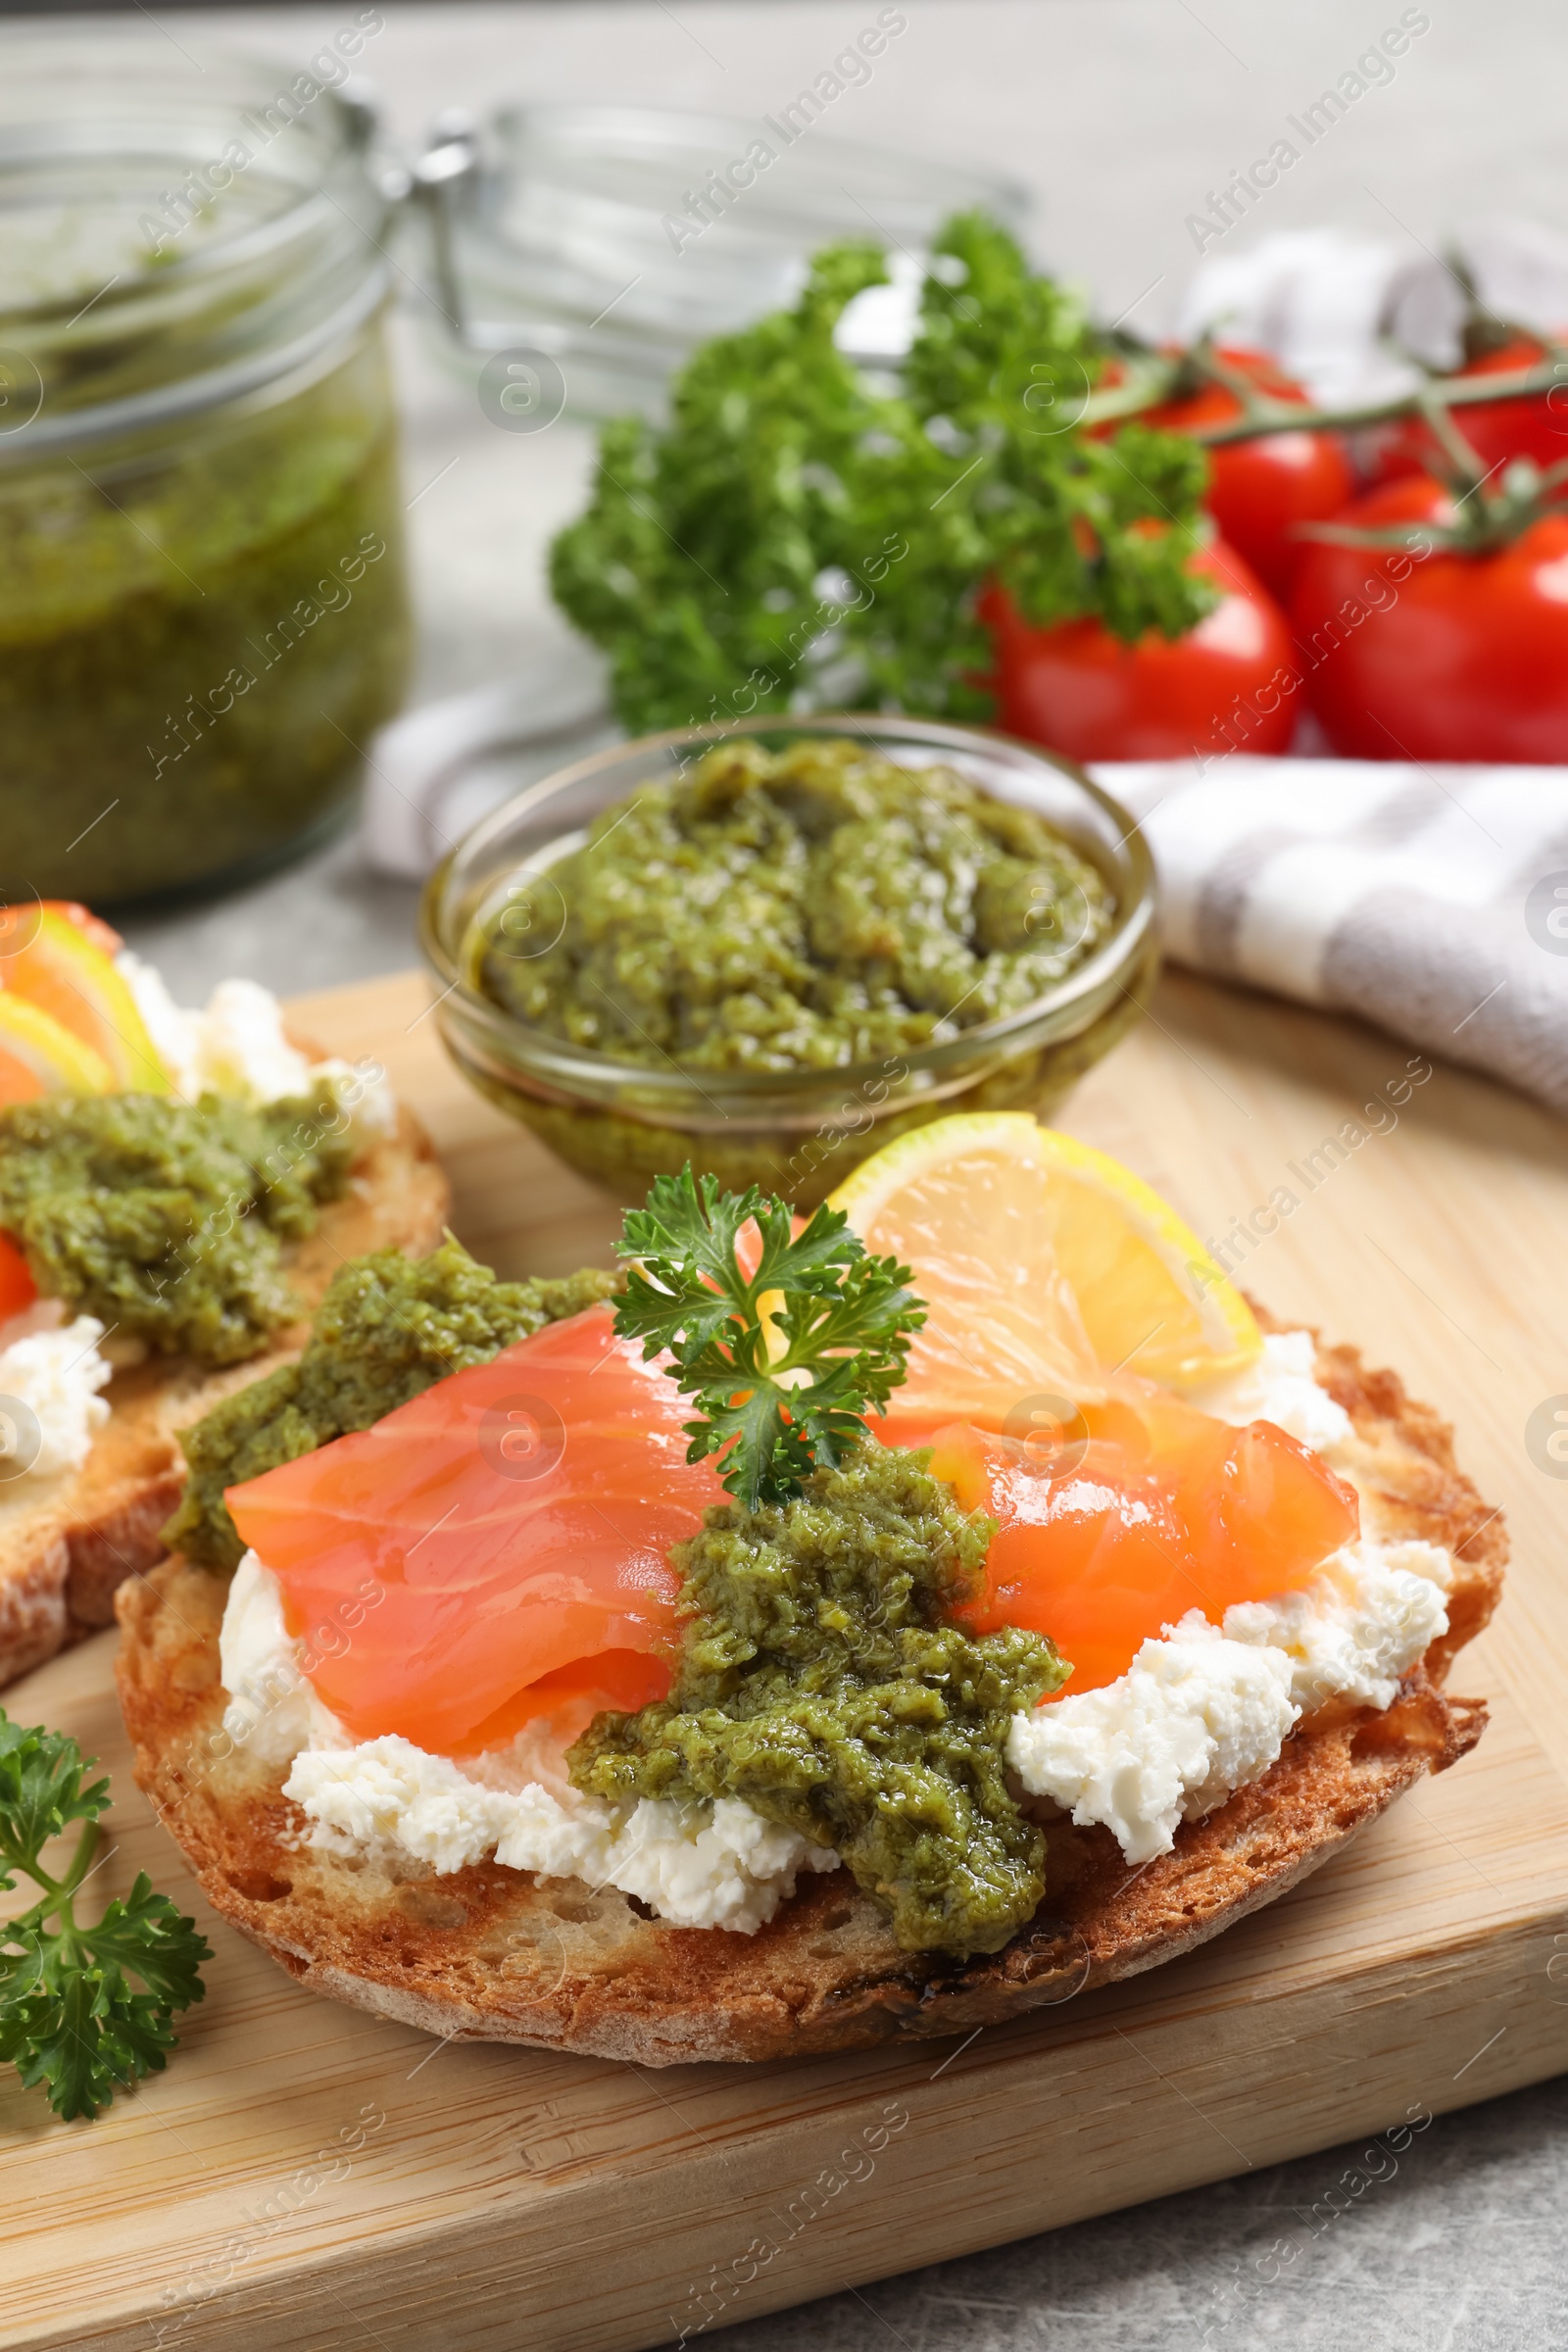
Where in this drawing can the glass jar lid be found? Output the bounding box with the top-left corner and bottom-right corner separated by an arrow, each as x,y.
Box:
0,36 -> 391,455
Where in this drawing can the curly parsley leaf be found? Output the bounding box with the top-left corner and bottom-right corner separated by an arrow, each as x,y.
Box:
614,1168 -> 924,1509
0,1712 -> 210,2121
550,210 -> 1216,734
0,1709 -> 110,1886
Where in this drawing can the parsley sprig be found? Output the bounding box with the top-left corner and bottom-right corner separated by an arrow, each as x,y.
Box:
0,1710 -> 209,2120
614,1169 -> 925,1509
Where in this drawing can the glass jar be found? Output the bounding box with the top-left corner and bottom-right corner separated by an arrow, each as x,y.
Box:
419,715 -> 1158,1208
0,38 -> 412,905
414,102 -> 1030,419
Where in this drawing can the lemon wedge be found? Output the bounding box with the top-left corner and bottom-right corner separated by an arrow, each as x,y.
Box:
0,905 -> 168,1091
830,1111 -> 1260,1411
0,994 -> 115,1102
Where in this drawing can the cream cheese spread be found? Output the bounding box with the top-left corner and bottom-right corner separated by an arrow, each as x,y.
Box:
0,1302 -> 113,1481
1007,1622 -> 1298,1865
220,1550 -> 836,1934
1195,1325 -> 1353,1454
285,1739 -> 836,1934
117,953 -> 395,1129
218,1547 -> 352,1765
1006,1539 -> 1450,1865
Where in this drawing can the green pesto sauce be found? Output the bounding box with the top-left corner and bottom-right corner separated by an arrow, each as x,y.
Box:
0,335 -> 410,904
0,1086 -> 353,1368
166,1239 -> 619,1572
477,737 -> 1115,1074
570,1444 -> 1069,1956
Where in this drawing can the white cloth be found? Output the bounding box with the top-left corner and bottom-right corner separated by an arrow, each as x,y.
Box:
1178,217 -> 1568,410
1093,757 -> 1568,1115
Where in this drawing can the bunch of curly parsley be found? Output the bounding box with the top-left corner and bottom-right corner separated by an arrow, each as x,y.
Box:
550,210 -> 1214,732
0,1711 -> 208,2119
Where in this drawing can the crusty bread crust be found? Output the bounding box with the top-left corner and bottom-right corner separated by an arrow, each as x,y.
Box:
0,1103 -> 450,1689
114,1314 -> 1502,2066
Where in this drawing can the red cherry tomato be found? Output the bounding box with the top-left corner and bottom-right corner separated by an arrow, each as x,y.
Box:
1291,473 -> 1568,761
983,538 -> 1297,762
1361,333 -> 1568,488
0,1233 -> 36,1323
1138,347 -> 1355,602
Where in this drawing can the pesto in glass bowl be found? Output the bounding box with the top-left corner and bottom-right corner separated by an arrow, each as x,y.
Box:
420,715 -> 1157,1207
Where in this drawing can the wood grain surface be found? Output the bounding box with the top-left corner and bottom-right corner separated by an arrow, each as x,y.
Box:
2,967 -> 1565,2352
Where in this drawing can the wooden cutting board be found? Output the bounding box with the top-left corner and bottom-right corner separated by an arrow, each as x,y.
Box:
4,967 -> 1567,2352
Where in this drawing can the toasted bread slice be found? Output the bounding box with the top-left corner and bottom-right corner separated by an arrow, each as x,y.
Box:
114,1316 -> 1503,2065
1,1104 -> 450,1689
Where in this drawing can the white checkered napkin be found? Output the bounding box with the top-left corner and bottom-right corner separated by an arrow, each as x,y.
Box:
1092,759 -> 1568,1118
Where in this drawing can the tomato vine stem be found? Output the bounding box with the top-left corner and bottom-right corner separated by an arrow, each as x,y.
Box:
1079,346 -> 1568,446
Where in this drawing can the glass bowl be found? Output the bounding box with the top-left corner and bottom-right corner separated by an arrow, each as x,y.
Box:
418,714 -> 1158,1208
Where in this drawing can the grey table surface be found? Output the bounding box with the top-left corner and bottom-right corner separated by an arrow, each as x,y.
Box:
72,0 -> 1568,2342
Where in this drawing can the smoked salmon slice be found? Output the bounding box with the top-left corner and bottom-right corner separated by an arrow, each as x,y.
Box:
924,1392 -> 1360,1697
224,1303 -> 723,1754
